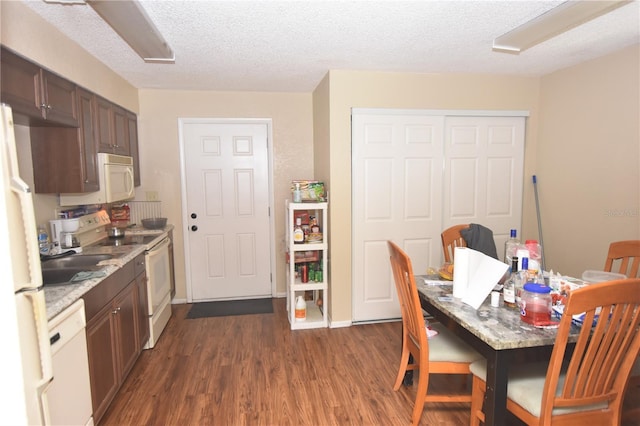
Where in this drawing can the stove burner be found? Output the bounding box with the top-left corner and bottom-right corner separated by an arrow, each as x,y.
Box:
98,235 -> 158,247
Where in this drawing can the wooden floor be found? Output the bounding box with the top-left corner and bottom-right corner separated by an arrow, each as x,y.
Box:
101,298 -> 640,426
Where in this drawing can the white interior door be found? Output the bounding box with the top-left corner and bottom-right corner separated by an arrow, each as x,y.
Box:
180,120 -> 272,301
443,116 -> 525,255
352,110 -> 526,322
352,113 -> 444,322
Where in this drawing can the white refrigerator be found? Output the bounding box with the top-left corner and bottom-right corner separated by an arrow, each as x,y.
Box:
0,103 -> 54,424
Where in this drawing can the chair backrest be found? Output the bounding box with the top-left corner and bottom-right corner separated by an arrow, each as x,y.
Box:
388,241 -> 427,356
604,240 -> 640,278
441,224 -> 469,263
539,278 -> 640,423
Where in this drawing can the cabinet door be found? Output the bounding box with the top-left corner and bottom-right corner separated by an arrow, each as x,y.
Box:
77,88 -> 99,191
0,47 -> 43,119
41,70 -> 78,127
86,304 -> 119,424
96,96 -> 114,153
135,272 -> 150,350
127,112 -> 141,186
112,105 -> 130,156
115,282 -> 139,380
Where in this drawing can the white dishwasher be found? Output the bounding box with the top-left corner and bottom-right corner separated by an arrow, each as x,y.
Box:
44,299 -> 94,426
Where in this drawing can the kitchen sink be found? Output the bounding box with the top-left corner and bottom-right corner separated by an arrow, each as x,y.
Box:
41,254 -> 113,269
41,267 -> 103,286
41,254 -> 114,286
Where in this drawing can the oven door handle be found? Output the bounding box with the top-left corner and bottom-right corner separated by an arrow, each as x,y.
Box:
146,236 -> 170,256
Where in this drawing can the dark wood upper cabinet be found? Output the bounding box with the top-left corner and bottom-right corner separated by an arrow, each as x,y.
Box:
1,45 -> 142,190
111,105 -> 130,156
1,47 -> 78,127
29,88 -> 99,193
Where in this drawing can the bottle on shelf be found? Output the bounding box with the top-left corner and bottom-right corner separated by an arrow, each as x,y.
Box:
293,217 -> 305,244
504,229 -> 520,266
295,295 -> 306,321
293,182 -> 302,203
503,257 -> 519,308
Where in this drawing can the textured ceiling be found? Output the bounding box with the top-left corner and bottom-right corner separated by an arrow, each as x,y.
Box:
22,0 -> 640,92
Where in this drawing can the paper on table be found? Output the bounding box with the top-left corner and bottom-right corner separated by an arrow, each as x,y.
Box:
453,247 -> 482,298
459,248 -> 509,309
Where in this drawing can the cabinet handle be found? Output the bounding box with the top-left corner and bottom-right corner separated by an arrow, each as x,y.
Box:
112,307 -> 121,315
84,179 -> 89,184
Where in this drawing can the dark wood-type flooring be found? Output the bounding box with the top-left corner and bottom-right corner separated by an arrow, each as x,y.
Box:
101,298 -> 640,426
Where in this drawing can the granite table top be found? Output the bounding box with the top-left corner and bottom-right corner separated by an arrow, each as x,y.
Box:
44,226 -> 173,322
415,275 -> 581,351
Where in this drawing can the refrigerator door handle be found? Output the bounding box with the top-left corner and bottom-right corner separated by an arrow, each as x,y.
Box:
3,105 -> 42,289
23,289 -> 53,385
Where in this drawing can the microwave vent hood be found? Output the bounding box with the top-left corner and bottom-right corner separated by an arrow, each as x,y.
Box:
59,153 -> 135,206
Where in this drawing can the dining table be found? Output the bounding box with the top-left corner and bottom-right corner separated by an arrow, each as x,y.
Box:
414,276 -> 581,426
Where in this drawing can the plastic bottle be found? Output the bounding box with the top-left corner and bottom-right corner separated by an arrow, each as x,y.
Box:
293,182 -> 302,203
503,257 -> 519,308
515,257 -> 529,305
525,239 -> 543,273
504,229 -> 520,267
38,224 -> 50,255
295,295 -> 306,321
293,217 -> 305,244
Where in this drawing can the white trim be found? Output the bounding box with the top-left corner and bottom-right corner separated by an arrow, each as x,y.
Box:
177,118 -> 277,303
329,319 -> 352,328
351,108 -> 530,117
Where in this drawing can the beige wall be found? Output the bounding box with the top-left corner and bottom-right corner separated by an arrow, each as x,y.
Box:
137,90 -> 313,301
320,71 -> 542,323
537,45 -> 640,277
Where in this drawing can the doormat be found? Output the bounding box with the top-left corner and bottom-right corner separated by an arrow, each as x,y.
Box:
186,298 -> 274,319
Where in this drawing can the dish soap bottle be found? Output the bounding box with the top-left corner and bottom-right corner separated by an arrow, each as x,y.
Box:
293,182 -> 302,203
295,295 -> 306,321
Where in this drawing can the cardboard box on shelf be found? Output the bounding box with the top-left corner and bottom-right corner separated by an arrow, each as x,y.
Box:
291,180 -> 326,202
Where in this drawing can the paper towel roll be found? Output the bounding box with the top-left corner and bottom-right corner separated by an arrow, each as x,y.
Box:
453,247 -> 469,298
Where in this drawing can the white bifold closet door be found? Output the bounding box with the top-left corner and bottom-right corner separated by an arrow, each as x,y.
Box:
352,110 -> 525,322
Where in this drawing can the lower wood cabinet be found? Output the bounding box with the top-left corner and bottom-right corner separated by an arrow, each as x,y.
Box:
84,253 -> 148,424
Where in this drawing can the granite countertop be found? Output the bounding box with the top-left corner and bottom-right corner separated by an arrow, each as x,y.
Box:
415,275 -> 580,351
44,225 -> 174,322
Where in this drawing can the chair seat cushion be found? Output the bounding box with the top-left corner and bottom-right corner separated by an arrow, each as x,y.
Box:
469,359 -> 608,418
428,322 -> 482,363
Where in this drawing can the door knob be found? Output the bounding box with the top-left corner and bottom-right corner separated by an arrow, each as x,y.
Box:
191,213 -> 197,219
191,225 -> 198,232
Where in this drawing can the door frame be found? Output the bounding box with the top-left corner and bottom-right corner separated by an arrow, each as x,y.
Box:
178,118 -> 276,303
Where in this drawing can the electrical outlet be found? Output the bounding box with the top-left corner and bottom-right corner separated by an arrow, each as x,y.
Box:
145,191 -> 159,201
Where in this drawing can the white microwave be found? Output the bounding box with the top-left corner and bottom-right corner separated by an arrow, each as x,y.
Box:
59,153 -> 135,206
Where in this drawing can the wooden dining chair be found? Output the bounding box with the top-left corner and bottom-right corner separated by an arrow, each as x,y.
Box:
604,240 -> 640,422
604,240 -> 640,278
441,224 -> 469,263
469,278 -> 640,426
387,241 -> 482,426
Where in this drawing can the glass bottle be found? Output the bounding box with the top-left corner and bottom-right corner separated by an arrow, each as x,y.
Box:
293,217 -> 305,244
504,229 -> 520,265
503,257 -> 518,308
515,257 -> 528,305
